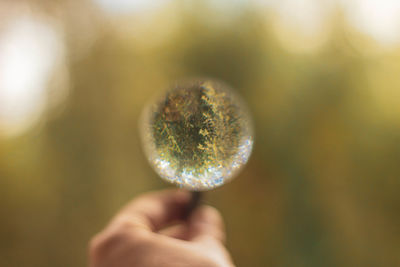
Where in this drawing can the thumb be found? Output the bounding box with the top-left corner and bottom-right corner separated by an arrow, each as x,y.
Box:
188,205 -> 226,244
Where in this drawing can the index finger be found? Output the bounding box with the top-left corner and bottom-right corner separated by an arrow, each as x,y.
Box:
114,189 -> 191,232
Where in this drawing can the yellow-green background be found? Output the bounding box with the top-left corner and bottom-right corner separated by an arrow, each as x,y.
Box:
1,1 -> 400,266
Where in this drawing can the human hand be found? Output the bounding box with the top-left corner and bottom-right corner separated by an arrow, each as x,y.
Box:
89,190 -> 235,267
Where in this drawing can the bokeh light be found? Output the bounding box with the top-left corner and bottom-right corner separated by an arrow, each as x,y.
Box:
0,14 -> 67,138
93,0 -> 168,14
270,0 -> 332,53
343,0 -> 400,46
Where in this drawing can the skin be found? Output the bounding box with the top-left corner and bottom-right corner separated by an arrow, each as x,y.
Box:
89,189 -> 235,267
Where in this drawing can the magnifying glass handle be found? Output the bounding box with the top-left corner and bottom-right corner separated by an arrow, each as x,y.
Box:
185,191 -> 203,218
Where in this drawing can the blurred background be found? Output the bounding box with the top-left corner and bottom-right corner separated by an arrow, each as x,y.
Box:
1,0 -> 400,266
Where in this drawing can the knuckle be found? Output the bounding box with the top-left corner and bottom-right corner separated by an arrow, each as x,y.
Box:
209,227 -> 226,243
205,206 -> 223,223
89,233 -> 109,263
89,232 -> 122,262
88,221 -> 148,263
199,205 -> 225,230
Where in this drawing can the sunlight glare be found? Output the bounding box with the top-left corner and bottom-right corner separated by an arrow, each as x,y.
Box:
0,17 -> 65,138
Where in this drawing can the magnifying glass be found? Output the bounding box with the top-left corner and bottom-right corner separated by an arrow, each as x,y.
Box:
140,79 -> 254,214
